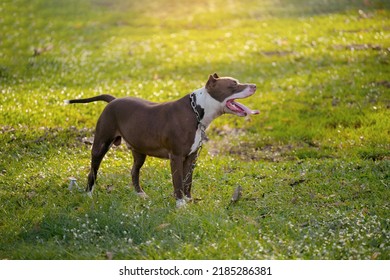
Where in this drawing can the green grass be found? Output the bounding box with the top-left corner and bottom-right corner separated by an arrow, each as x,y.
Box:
0,0 -> 389,259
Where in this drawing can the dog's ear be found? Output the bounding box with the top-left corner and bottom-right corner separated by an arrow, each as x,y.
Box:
206,74 -> 217,88
212,73 -> 219,79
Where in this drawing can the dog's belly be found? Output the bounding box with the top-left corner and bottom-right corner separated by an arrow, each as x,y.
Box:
125,140 -> 170,159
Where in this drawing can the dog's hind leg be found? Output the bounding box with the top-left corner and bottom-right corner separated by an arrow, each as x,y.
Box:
130,150 -> 148,198
86,139 -> 112,195
87,130 -> 119,196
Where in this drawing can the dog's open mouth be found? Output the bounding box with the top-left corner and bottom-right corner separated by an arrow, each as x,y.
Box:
226,99 -> 260,117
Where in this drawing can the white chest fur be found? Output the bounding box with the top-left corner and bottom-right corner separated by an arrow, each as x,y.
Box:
189,125 -> 203,154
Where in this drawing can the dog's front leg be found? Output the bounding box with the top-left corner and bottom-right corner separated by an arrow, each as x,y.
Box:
169,154 -> 186,207
183,152 -> 198,201
130,151 -> 148,198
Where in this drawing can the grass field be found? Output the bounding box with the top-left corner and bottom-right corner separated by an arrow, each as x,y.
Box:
0,0 -> 389,259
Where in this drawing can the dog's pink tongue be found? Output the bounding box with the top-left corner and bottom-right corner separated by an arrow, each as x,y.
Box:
237,101 -> 259,115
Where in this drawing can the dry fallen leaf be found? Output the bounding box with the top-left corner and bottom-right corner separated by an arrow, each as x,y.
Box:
231,185 -> 243,203
156,223 -> 170,231
106,251 -> 114,260
106,185 -> 114,193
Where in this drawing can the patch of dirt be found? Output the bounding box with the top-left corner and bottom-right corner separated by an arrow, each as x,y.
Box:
1,126 -> 94,148
260,50 -> 298,57
206,125 -> 300,162
206,125 -> 334,162
228,143 -> 300,162
332,44 -> 390,52
374,80 -> 390,88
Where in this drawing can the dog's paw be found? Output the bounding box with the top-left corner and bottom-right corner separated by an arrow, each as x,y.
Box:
176,198 -> 187,208
136,191 -> 149,199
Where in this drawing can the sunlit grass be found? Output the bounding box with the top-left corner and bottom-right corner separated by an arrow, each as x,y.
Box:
0,0 -> 389,259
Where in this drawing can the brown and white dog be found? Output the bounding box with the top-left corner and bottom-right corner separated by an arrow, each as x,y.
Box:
66,73 -> 259,207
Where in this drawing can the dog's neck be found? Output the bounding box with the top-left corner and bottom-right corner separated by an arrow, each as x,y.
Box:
191,87 -> 223,128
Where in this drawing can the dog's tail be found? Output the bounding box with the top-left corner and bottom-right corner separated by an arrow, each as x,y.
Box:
64,94 -> 116,105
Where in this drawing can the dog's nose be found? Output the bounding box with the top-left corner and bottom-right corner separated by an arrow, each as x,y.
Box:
250,84 -> 257,90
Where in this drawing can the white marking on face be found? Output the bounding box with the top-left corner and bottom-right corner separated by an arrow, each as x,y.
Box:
226,85 -> 254,102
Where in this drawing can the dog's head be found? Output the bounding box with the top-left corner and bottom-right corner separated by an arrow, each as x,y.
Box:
205,73 -> 259,117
